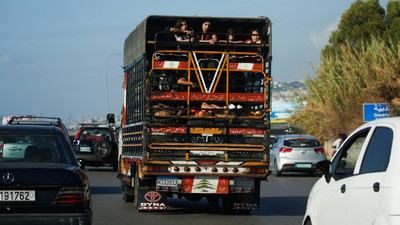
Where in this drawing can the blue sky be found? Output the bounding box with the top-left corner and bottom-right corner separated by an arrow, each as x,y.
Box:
0,0 -> 390,120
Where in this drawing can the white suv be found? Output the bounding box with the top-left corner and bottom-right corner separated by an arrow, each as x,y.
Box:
303,117 -> 400,225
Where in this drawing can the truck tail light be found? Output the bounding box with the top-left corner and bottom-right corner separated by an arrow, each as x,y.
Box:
249,167 -> 266,174
280,148 -> 292,152
55,187 -> 86,204
145,165 -> 168,172
314,148 -> 325,153
0,142 -> 3,158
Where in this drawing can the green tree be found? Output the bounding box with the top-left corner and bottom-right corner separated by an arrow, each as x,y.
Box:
386,0 -> 400,43
323,0 -> 388,56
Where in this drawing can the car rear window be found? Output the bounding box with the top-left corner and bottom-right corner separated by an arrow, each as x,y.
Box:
283,138 -> 320,147
79,128 -> 112,141
0,133 -> 73,164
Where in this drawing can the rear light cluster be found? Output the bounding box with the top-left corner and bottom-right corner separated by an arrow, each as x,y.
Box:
248,167 -> 266,174
0,142 -> 3,158
314,148 -> 325,153
55,187 -> 86,204
172,166 -> 240,173
230,187 -> 254,192
280,147 -> 292,152
144,165 -> 169,172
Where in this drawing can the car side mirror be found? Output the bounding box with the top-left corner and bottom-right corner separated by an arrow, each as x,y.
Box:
316,160 -> 331,183
78,159 -> 85,170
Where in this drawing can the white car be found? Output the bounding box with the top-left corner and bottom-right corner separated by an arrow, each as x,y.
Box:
303,117 -> 400,225
270,134 -> 327,176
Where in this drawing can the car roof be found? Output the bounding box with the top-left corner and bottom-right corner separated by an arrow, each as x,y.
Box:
278,134 -> 318,140
0,125 -> 63,134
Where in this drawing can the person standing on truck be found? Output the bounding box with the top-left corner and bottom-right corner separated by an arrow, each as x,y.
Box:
244,28 -> 263,94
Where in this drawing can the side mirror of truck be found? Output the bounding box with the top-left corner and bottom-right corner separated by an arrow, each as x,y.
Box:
316,160 -> 331,183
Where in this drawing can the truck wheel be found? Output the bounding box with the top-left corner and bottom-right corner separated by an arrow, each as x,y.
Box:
133,169 -> 140,210
122,185 -> 134,203
222,195 -> 235,215
206,196 -> 219,205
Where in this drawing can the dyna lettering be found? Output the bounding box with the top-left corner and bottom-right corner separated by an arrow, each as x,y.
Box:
140,202 -> 166,207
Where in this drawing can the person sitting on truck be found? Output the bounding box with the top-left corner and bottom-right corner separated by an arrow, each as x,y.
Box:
170,19 -> 193,42
219,28 -> 243,44
245,28 -> 262,44
197,20 -> 218,45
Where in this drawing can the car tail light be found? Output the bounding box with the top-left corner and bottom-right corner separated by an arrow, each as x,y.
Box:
75,129 -> 82,140
280,147 -> 292,152
314,148 -> 325,153
0,142 -> 3,158
55,187 -> 86,204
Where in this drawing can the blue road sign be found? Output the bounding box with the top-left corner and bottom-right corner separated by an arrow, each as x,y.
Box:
363,103 -> 390,122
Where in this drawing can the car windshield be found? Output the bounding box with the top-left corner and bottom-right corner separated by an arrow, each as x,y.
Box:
284,138 -> 320,147
0,133 -> 73,163
79,128 -> 112,141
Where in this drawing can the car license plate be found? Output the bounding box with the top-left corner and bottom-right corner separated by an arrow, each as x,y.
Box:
295,164 -> 312,168
156,176 -> 178,187
0,190 -> 35,201
80,146 -> 91,152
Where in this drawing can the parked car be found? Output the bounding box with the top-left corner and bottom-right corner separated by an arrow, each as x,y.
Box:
72,123 -> 118,170
270,134 -> 327,176
303,117 -> 400,225
7,116 -> 70,140
0,125 -> 92,225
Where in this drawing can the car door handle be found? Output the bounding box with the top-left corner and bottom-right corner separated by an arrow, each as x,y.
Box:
373,182 -> 380,192
341,184 -> 346,193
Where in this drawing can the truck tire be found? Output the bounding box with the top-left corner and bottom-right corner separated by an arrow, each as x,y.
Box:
206,196 -> 219,205
133,169 -> 140,210
94,139 -> 113,160
122,185 -> 134,203
222,195 -> 235,215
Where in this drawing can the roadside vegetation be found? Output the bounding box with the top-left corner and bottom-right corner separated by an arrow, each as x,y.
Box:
289,0 -> 400,142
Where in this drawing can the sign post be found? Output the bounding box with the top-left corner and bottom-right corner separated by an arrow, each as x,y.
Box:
363,103 -> 390,122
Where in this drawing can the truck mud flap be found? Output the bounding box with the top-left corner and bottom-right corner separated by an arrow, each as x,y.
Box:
232,179 -> 261,211
232,193 -> 260,211
137,186 -> 168,211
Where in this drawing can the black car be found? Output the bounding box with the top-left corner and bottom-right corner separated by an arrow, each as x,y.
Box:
72,124 -> 118,170
7,116 -> 71,141
0,125 -> 92,225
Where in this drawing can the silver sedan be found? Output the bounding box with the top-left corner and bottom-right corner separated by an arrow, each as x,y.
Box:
270,134 -> 327,176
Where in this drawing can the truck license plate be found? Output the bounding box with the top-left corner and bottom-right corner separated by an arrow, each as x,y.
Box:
156,176 -> 178,187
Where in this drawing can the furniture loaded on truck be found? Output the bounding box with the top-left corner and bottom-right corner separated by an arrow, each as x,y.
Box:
117,15 -> 272,213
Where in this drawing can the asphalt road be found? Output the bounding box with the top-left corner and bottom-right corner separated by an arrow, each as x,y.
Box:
87,167 -> 319,225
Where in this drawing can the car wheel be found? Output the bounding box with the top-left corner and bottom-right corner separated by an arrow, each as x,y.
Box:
275,160 -> 282,176
304,218 -> 312,225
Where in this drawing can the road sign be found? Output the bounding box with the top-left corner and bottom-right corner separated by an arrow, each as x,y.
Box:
363,103 -> 390,122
